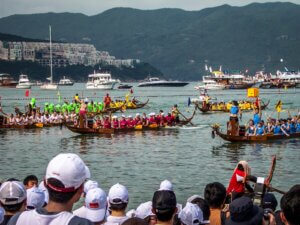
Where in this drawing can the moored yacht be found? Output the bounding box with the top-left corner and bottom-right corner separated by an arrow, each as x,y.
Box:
86,71 -> 119,90
138,77 -> 189,87
0,73 -> 17,87
16,74 -> 31,89
58,76 -> 74,86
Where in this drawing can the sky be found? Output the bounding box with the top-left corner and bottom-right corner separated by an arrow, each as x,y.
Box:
1,0 -> 300,18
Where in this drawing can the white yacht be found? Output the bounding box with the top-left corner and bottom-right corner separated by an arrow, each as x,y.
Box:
16,74 -> 31,89
195,76 -> 225,90
277,70 -> 300,88
138,77 -> 189,87
40,25 -> 58,90
86,71 -> 119,90
58,76 -> 74,86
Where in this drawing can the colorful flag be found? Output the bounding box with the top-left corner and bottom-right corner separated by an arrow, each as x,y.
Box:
25,90 -> 30,97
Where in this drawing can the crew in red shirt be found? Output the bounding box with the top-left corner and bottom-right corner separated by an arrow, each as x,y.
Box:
119,115 -> 127,129
112,116 -> 119,129
165,113 -> 175,126
103,116 -> 111,129
134,113 -> 143,125
149,113 -> 157,125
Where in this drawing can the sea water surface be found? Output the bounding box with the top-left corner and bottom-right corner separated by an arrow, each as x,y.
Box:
0,83 -> 299,209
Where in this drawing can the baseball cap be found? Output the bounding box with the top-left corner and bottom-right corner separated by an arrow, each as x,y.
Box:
85,188 -> 107,222
159,180 -> 173,191
26,187 -> 45,209
136,113 -> 140,117
0,207 -> 5,224
262,193 -> 278,211
0,181 -> 26,205
187,195 -> 202,203
108,183 -> 129,204
135,201 -> 155,219
179,202 -> 204,225
84,180 -> 99,194
45,153 -> 88,192
38,181 -> 49,203
152,190 -> 177,212
226,196 -> 263,225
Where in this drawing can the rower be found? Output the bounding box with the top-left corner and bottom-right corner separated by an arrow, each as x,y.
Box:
134,113 -> 142,125
104,93 -> 112,109
103,115 -> 111,129
142,113 -> 149,126
253,99 -> 262,125
165,113 -> 175,126
127,115 -> 136,128
112,116 -> 120,129
149,112 -> 157,125
74,93 -> 80,103
245,120 -> 255,136
255,122 -> 265,136
120,115 -> 127,129
78,98 -> 88,128
171,104 -> 180,123
228,100 -> 241,136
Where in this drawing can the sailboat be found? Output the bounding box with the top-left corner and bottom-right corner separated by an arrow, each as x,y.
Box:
40,25 -> 58,90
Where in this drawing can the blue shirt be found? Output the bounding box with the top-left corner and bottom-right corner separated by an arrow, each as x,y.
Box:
256,126 -> 265,135
230,106 -> 239,115
289,123 -> 296,133
253,113 -> 261,125
297,123 -> 300,132
274,125 -> 282,135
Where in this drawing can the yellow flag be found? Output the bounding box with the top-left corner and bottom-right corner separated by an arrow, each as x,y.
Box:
275,100 -> 282,112
125,93 -> 130,103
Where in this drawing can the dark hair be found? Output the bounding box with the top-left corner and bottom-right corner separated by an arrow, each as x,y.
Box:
109,202 -> 128,211
46,178 -> 79,203
23,175 -> 38,186
280,185 -> 300,225
122,217 -> 148,225
172,214 -> 182,225
1,200 -> 25,213
204,182 -> 226,208
191,197 -> 210,221
155,208 -> 176,222
237,164 -> 244,171
7,178 -> 20,182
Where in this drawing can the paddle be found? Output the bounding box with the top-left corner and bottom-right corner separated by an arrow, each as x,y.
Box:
178,109 -> 195,126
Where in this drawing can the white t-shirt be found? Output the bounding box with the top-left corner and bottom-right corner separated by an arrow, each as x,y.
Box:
73,206 -> 86,218
104,215 -> 129,225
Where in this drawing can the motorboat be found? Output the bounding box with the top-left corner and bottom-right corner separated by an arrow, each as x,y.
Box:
86,71 -> 119,90
58,76 -> 74,86
16,74 -> 31,89
118,84 -> 133,89
195,78 -> 225,90
40,26 -> 58,90
0,73 -> 17,87
138,77 -> 189,87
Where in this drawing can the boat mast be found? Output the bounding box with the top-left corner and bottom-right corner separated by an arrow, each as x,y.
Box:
49,25 -> 53,84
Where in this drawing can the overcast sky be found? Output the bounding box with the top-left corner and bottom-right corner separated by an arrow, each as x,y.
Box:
1,0 -> 300,18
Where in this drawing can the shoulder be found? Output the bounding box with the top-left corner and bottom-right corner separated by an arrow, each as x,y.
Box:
6,212 -> 22,225
69,216 -> 93,225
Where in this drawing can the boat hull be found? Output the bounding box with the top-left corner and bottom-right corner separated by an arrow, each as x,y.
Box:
16,84 -> 31,89
40,84 -> 58,90
86,82 -> 117,90
138,82 -> 189,87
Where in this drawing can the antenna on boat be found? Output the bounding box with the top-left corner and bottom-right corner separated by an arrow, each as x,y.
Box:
49,25 -> 53,84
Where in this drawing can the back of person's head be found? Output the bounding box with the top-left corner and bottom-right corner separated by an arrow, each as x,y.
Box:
23,175 -> 38,189
0,181 -> 26,213
179,202 -> 204,225
262,193 -> 278,212
159,180 -> 173,191
84,188 -> 107,223
45,153 -> 89,204
122,217 -> 148,225
187,195 -> 210,223
26,187 -> 45,210
204,182 -> 226,208
152,190 -> 177,223
280,185 -> 300,225
108,183 -> 129,212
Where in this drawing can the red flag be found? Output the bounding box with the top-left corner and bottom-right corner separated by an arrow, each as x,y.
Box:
130,88 -> 133,94
25,90 -> 30,97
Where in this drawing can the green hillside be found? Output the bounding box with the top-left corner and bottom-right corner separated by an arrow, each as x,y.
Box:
0,2 -> 300,80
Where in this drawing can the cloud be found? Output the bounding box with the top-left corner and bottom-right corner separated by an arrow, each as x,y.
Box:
1,0 -> 300,18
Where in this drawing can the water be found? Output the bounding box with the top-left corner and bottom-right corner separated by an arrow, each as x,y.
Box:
0,83 -> 300,210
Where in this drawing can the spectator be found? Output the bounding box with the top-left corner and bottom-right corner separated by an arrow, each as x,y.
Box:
280,184 -> 300,225
105,183 -> 129,225
7,153 -> 93,225
0,181 -> 27,225
179,202 -> 204,225
187,195 -> 210,224
26,187 -> 45,210
204,182 -> 227,225
159,180 -> 173,191
135,201 -> 156,225
38,181 -> 49,205
23,175 -> 38,190
76,188 -> 107,225
73,180 -> 99,217
262,193 -> 278,211
152,190 -> 177,225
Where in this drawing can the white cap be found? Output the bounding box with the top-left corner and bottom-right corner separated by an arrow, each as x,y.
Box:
85,188 -> 107,222
0,181 -> 26,205
126,209 -> 136,218
159,180 -> 173,191
45,153 -> 88,192
108,183 -> 129,204
135,201 -> 154,219
136,113 -> 140,117
179,202 -> 204,225
187,195 -> 203,203
84,98 -> 89,103
0,207 -> 5,224
38,181 -> 49,203
85,166 -> 91,179
84,180 -> 99,194
122,115 -> 126,118
128,115 -> 132,118
112,116 -> 118,119
26,187 -> 45,209
149,112 -> 155,116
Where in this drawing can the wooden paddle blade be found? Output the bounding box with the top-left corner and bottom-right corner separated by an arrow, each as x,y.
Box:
265,155 -> 276,186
